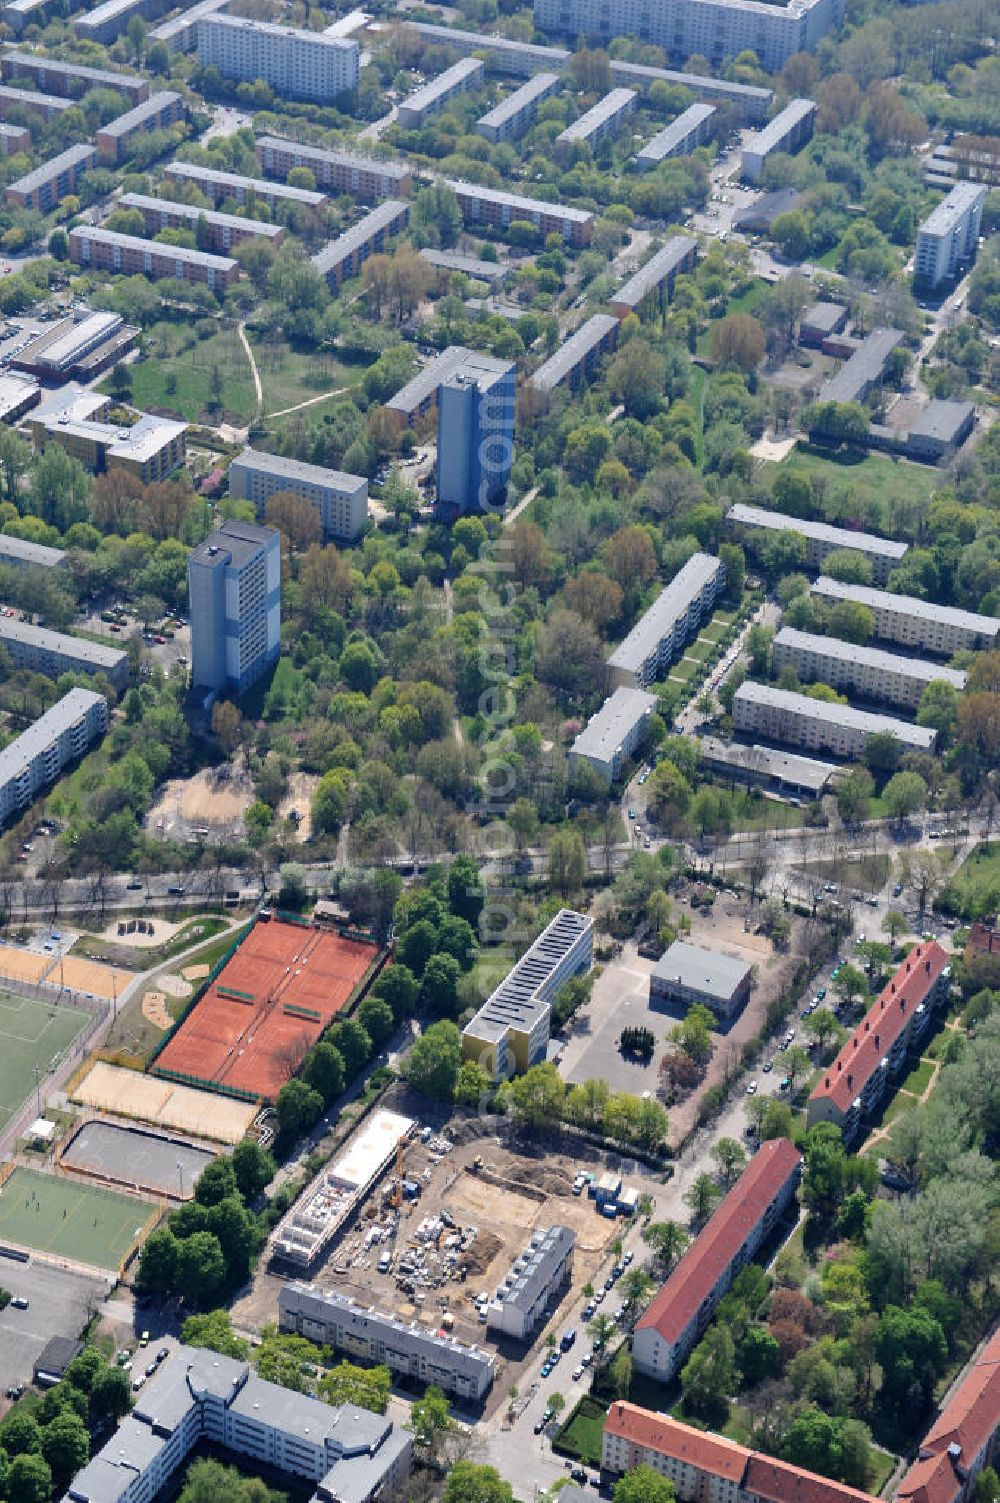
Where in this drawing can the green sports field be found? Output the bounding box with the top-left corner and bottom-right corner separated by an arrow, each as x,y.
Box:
0,990 -> 91,1134
0,1167 -> 152,1268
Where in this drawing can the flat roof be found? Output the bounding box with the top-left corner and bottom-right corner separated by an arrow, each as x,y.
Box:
819,327 -> 904,405
2,51 -> 146,92
613,234 -> 697,310
198,12 -> 359,51
152,0 -> 229,40
8,143 -> 94,196
811,575 -> 1000,638
734,681 -> 937,749
387,344 -> 511,411
256,134 -> 410,184
120,192 -> 280,239
419,248 -> 509,280
774,627 -> 967,689
556,86 -> 635,143
70,225 -> 237,272
572,686 -> 657,763
652,940 -> 751,1001
165,159 -> 326,206
744,97 -> 815,155
0,83 -> 71,111
311,199 -> 407,275
0,532 -> 64,567
444,177 -> 593,223
909,399 -> 975,442
919,180 -> 986,237
490,1225 -> 575,1315
190,518 -> 277,572
639,102 -> 716,162
470,910 -> 591,1039
530,313 -> 618,392
608,553 -> 722,675
477,71 -> 560,130
400,56 -> 483,114
0,371 -> 39,418
27,311 -> 123,369
801,300 -> 846,333
98,91 -> 182,137
609,58 -> 771,107
407,21 -> 570,67
696,736 -> 835,792
0,615 -> 127,672
0,687 -> 105,786
231,446 -> 367,495
334,1108 -> 417,1189
727,502 -> 908,561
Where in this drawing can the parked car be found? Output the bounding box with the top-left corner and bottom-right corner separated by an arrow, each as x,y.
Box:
10,1296 -> 28,1310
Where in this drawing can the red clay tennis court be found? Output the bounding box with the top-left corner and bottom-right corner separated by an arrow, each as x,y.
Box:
153,919 -> 380,1101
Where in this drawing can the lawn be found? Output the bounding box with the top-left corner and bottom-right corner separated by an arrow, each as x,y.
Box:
766,444 -> 942,517
938,842 -> 1000,920
554,1397 -> 608,1467
900,1057 -> 934,1096
685,637 -> 716,663
249,332 -> 363,416
731,796 -> 805,832
699,620 -> 728,644
0,991 -> 91,1135
795,854 -> 891,891
0,1166 -> 153,1269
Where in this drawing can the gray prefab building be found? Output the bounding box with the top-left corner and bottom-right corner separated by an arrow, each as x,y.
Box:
810,576 -> 1000,656
406,22 -> 570,76
609,59 -> 771,120
397,58 -> 484,127
740,97 -> 815,183
570,687 -> 658,785
733,680 -> 937,760
726,502 -> 908,585
0,688 -> 107,826
228,448 -> 368,542
555,87 -> 637,155
0,617 -> 128,690
638,103 -> 716,167
915,182 -> 986,289
650,940 -> 753,1020
196,14 -> 360,101
607,553 -> 724,689
189,520 -> 280,697
0,536 -> 65,570
529,313 -> 619,393
772,627 -> 967,711
610,234 -> 698,319
477,72 -> 561,143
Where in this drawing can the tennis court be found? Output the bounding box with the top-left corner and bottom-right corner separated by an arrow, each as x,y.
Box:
0,1166 -> 154,1269
0,990 -> 92,1135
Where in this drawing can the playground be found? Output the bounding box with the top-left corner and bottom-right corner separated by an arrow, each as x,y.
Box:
0,990 -> 93,1136
152,917 -> 380,1101
0,1166 -> 154,1270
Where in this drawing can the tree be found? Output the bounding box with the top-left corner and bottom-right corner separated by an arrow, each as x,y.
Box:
882,770 -> 928,823
535,609 -> 605,699
711,1137 -> 748,1186
420,952 -> 461,1017
827,602 -> 874,646
136,1226 -> 178,1293
0,1414 -> 42,1458
6,1454 -> 51,1503
447,854 -> 485,927
875,1304 -> 947,1413
833,964 -> 867,1011
643,1220 -> 690,1271
505,1062 -> 565,1127
445,1462 -> 512,1503
357,994 -> 394,1046
405,1020 -> 462,1099
276,1078 -> 323,1138
685,1172 -> 722,1227
881,909 -> 908,945
548,828 -> 587,898
90,1365 -> 132,1422
41,1411 -> 89,1486
709,314 -> 765,375
181,1308 -> 250,1359
177,1231 -> 226,1303
614,1465 -> 677,1503
607,340 -> 668,419
374,963 -> 419,1021
410,1385 -> 453,1458
194,1156 -> 237,1207
808,1007 -> 840,1049
739,1324 -> 781,1383
671,1003 -> 715,1067
865,729 -> 902,773
302,1041 -> 346,1103
318,1361 -> 391,1414
680,1325 -> 736,1424
836,766 -> 874,824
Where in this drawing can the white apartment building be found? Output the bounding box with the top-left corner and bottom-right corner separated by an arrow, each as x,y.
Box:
0,688 -> 107,826
555,87 -> 637,155
397,57 -> 484,127
607,553 -> 724,689
279,1284 -> 496,1402
477,72 -> 561,144
486,1226 -> 575,1341
638,103 -> 716,167
915,182 -> 986,289
532,0 -> 844,73
726,503 -> 907,585
772,627 -> 967,711
740,97 -> 815,182
810,575 -> 1000,656
196,14 -> 360,101
569,686 -> 658,784
188,520 -> 280,698
228,448 -> 369,542
733,681 -> 937,760
0,617 -> 128,690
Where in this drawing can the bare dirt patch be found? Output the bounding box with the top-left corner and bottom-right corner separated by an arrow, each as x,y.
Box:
277,771 -> 319,841
146,769 -> 251,835
141,990 -> 172,1031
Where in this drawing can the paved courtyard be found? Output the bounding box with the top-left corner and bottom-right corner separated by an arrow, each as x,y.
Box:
0,1258 -> 110,1404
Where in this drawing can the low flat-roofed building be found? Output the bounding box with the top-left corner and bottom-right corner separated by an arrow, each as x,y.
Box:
799,301 -> 847,347
406,21 -> 570,76
312,200 -> 409,289
34,1336 -> 83,1388
570,686 -> 657,785
0,533 -> 64,570
726,502 -> 908,585
818,327 -> 904,407
164,159 -> 327,212
610,235 -> 698,320
279,1283 -> 495,1402
733,680 -> 937,761
119,192 -> 283,253
650,940 -> 752,1021
397,57 -> 484,128
696,736 -> 835,797
463,909 -> 593,1080
0,372 -> 40,424
741,97 -> 815,183
228,447 -> 368,542
0,616 -> 128,689
633,1139 -> 802,1381
638,103 -> 715,168
808,941 -> 950,1143
555,86 -> 636,156
12,310 -> 137,380
906,399 -> 975,462
773,627 -> 966,711
68,225 -> 238,291
810,575 -> 1000,656
419,249 -> 510,284
96,90 -> 184,165
607,553 -> 724,689
608,59 -> 771,120
486,1225 -> 575,1341
6,143 -> 95,211
255,136 -> 410,201
444,178 -> 593,245
0,687 -> 107,826
0,83 -> 74,122
529,313 -> 619,393
477,72 -> 560,143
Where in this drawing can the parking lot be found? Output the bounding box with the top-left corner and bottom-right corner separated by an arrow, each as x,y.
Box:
0,1258 -> 111,1405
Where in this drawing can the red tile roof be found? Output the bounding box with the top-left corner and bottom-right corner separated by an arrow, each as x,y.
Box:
746,1455 -> 878,1503
895,1329 -> 1000,1503
895,1454 -> 960,1503
604,1403 -> 749,1482
635,1138 -> 802,1344
809,943 -> 949,1115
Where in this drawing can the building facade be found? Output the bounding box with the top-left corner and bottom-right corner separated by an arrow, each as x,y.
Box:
726,502 -> 907,584
6,144 -> 95,211
633,1139 -> 802,1382
189,520 -> 281,697
95,90 -> 184,164
649,940 -> 753,1021
0,52 -> 148,102
397,57 -> 484,127
0,617 -> 128,690
311,200 -> 410,290
486,1226 -> 575,1341
555,86 -> 637,156
772,627 -> 966,711
0,688 -> 107,827
530,313 -> 619,393
610,234 -> 698,319
228,448 -> 368,542
151,0 -> 230,52
809,576 -> 1000,656
196,15 -> 360,101
407,21 -> 570,76
740,97 -> 815,182
255,136 -> 411,201
733,681 -> 937,760
165,159 -> 327,214
119,193 -> 283,253
436,351 -> 516,513
28,386 -> 187,483
607,553 -> 724,689
569,686 -> 658,785
0,84 -> 72,123
915,182 -> 986,289
638,103 -> 716,167
477,72 -> 561,143
68,226 -> 238,291
444,178 -> 593,244
75,0 -> 172,44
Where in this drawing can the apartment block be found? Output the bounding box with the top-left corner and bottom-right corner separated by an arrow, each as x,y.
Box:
569,685 -> 657,785
0,52 -> 148,103
603,1403 -> 880,1503
0,617 -> 128,690
312,200 -> 409,289
808,942 -> 950,1144
0,84 -> 72,123
896,1329 -> 1000,1503
228,448 -> 368,542
279,1284 -> 495,1403
407,21 -> 570,76
650,940 -> 752,1022
69,226 -> 238,292
75,0 -> 173,44
0,124 -> 30,156
196,15 -> 360,102
0,688 -> 107,827
165,159 -> 327,214
255,136 -> 411,202
119,193 -> 283,253
740,97 -> 815,183
435,349 -> 515,513
638,102 -> 716,167
28,386 -> 186,484
633,1139 -> 802,1382
486,1227 -> 575,1341
915,182 -> 986,289
810,575 -> 1000,656
0,535 -> 65,571
151,0 -> 230,52
607,553 -> 724,690
397,58 -> 484,128
6,144 -> 95,212
533,0 -> 843,73
189,520 -> 280,697
59,1344 -> 412,1503
444,178 -> 593,244
610,234 -> 698,319
476,72 -> 561,144
609,59 -> 771,121
555,86 -> 637,157
462,909 -> 593,1080
725,502 -> 907,585
5,0 -> 81,34
530,313 -> 619,394
732,681 -> 937,761
96,91 -> 185,165
772,627 -> 966,711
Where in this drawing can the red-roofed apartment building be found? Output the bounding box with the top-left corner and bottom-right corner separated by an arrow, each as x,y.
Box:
896,1330 -> 1000,1503
631,1138 -> 802,1382
603,1403 -> 877,1503
806,941 -> 950,1146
